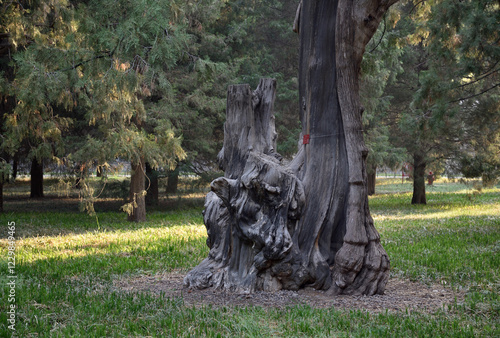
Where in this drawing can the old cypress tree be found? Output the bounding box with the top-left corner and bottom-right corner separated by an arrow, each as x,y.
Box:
185,0 -> 397,295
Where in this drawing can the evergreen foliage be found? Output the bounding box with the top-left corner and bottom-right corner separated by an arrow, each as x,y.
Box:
361,10 -> 407,178
381,0 -> 499,202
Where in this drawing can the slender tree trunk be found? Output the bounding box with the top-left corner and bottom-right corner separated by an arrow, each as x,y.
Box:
12,155 -> 18,181
96,165 -> 103,177
75,163 -> 85,189
0,162 -> 9,212
166,167 -> 179,194
75,177 -> 83,189
30,159 -> 44,198
0,182 -> 3,213
145,162 -> 159,206
482,173 -> 497,188
411,153 -> 427,204
128,159 -> 146,222
367,167 -> 376,196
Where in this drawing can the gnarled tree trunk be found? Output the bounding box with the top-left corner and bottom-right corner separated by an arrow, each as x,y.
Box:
185,0 -> 395,295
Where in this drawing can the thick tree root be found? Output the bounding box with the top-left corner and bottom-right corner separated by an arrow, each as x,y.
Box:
330,240 -> 390,295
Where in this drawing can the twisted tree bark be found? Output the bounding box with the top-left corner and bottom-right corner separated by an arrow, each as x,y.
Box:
185,0 -> 396,295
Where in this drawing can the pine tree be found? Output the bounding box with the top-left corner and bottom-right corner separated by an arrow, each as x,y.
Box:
426,0 -> 500,185
383,0 -> 499,203
2,1 -> 189,218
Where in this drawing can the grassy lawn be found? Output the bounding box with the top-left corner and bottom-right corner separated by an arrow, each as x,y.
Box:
0,178 -> 499,336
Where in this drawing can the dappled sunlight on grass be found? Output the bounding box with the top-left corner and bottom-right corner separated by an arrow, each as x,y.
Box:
381,224 -> 499,289
373,203 -> 500,221
0,208 -> 204,239
374,177 -> 499,195
0,225 -> 209,283
0,208 -> 209,282
364,184 -> 500,292
2,225 -> 207,264
375,178 -> 405,185
370,191 -> 500,291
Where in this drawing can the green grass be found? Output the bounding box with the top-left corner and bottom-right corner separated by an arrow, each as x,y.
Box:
0,179 -> 499,337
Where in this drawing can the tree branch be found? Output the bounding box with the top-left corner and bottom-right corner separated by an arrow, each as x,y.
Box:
368,14 -> 387,53
293,0 -> 302,33
455,68 -> 499,89
449,82 -> 500,104
54,52 -> 112,73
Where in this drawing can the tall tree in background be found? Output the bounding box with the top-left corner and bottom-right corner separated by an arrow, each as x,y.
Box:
385,0 -> 499,203
70,0 -> 189,221
0,30 -> 14,209
426,0 -> 499,186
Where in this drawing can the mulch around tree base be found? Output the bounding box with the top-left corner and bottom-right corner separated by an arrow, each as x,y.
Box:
113,272 -> 464,314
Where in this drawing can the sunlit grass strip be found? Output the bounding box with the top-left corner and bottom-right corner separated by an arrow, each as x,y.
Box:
373,204 -> 500,221
375,178 -> 499,195
16,229 -> 206,281
0,209 -> 204,236
0,216 -> 209,282
1,225 -> 206,263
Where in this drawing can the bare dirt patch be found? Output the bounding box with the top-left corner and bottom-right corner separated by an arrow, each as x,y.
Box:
113,271 -> 464,313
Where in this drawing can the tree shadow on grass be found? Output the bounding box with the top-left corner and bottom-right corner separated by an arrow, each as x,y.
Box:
2,194 -> 205,213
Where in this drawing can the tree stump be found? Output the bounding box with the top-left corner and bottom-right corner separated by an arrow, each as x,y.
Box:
184,79 -> 302,292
